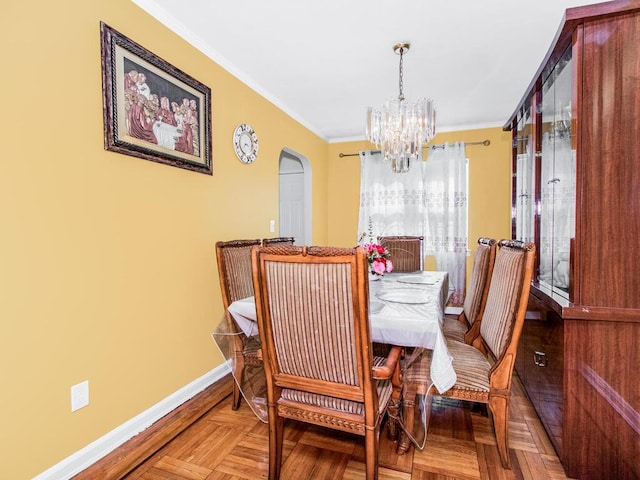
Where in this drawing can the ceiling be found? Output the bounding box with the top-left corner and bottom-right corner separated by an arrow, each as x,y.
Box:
132,0 -> 604,142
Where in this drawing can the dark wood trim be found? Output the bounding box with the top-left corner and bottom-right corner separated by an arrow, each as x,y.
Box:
532,285 -> 640,323
510,126 -> 517,240
561,306 -> 640,322
72,375 -> 233,479
530,284 -> 571,314
532,89 -> 542,284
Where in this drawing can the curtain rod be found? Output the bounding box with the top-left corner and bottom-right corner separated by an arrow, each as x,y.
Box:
338,139 -> 491,157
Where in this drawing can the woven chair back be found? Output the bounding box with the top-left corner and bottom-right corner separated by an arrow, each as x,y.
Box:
377,236 -> 423,273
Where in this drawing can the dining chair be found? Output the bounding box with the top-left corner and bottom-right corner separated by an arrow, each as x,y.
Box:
261,236 -> 295,247
252,245 -> 402,480
215,238 -> 263,410
442,237 -> 497,344
377,235 -> 423,273
402,239 -> 535,468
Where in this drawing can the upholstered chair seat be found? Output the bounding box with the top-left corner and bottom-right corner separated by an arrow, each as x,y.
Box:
280,356 -> 394,420
441,317 -> 468,343
241,335 -> 261,357
405,344 -> 491,401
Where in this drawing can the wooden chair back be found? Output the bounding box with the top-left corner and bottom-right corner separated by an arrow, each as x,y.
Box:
377,235 -> 423,272
460,237 -> 497,343
216,239 -> 262,313
252,244 -> 401,479
261,236 -> 295,247
479,239 -> 535,363
215,238 -> 262,410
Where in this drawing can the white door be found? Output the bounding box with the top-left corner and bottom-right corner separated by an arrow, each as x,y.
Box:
279,149 -> 311,245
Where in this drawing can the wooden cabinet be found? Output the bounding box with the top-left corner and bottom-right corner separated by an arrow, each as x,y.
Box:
505,2 -> 640,478
516,306 -> 564,455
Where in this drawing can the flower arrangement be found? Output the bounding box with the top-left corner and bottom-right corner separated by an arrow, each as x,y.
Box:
363,243 -> 393,277
358,217 -> 393,277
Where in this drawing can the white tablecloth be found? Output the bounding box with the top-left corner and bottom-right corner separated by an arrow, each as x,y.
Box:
227,271 -> 456,393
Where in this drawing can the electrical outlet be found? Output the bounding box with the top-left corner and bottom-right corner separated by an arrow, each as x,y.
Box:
71,380 -> 89,412
269,219 -> 275,233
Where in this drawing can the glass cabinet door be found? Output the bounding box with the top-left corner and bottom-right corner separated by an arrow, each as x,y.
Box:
515,106 -> 535,243
539,47 -> 575,298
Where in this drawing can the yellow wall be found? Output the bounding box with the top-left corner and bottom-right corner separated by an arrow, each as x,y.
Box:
0,1 -> 512,478
327,127 -> 513,280
0,1 -> 327,478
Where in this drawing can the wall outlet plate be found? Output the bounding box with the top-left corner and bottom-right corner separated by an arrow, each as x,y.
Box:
71,380 -> 89,412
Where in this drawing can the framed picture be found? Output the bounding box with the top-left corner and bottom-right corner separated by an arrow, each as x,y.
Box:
101,22 -> 212,175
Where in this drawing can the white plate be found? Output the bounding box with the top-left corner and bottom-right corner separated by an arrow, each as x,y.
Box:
397,275 -> 437,285
377,289 -> 430,304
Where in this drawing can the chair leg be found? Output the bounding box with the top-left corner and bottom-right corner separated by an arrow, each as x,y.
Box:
364,426 -> 380,480
489,394 -> 511,469
386,398 -> 400,440
397,387 -> 416,455
232,380 -> 242,410
232,355 -> 245,410
267,412 -> 284,480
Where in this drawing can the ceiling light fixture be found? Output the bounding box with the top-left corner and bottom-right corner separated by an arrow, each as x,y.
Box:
366,43 -> 436,173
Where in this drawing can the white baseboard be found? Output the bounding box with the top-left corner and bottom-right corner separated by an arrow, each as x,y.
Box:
33,361 -> 231,480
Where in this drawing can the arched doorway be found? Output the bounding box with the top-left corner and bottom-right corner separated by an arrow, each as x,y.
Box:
278,148 -> 311,245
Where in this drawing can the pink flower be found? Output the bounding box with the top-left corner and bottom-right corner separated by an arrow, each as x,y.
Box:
362,243 -> 393,276
372,258 -> 386,275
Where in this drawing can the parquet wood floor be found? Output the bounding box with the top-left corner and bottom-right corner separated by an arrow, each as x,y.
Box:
123,377 -> 574,480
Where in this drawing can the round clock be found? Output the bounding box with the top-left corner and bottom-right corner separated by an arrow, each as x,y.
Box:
233,124 -> 259,164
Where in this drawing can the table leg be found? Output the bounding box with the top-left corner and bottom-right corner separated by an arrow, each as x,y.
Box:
386,346 -> 404,441
396,347 -> 429,454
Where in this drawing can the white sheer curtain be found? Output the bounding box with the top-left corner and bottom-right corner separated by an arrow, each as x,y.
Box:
424,142 -> 468,305
357,150 -> 425,243
357,146 -> 468,305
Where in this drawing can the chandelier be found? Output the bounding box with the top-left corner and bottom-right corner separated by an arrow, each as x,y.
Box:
366,43 -> 436,173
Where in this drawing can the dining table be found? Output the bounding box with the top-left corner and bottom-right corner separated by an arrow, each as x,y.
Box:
217,270 -> 457,452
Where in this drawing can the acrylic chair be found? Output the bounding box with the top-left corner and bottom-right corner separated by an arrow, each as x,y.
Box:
402,240 -> 535,468
252,245 -> 402,480
261,236 -> 295,247
442,237 -> 497,344
215,238 -> 263,410
377,235 -> 424,273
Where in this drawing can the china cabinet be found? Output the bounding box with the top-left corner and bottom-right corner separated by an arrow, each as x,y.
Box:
505,2 -> 640,478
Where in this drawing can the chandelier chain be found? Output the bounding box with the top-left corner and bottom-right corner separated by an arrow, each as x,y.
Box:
398,47 -> 404,101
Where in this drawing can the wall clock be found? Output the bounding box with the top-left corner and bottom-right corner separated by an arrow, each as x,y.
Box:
233,124 -> 259,164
